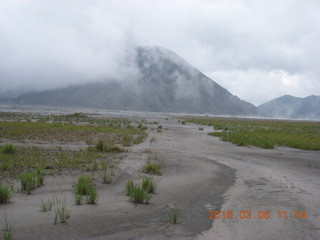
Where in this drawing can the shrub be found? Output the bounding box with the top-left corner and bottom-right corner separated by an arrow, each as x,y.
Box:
1,144 -> 17,155
142,177 -> 157,194
0,185 -> 13,204
18,172 -> 37,194
143,163 -> 162,175
167,208 -> 180,224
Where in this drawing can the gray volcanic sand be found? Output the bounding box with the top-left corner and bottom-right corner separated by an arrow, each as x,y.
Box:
0,106 -> 320,240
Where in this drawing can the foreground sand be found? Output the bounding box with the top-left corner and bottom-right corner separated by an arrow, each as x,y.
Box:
0,106 -> 319,240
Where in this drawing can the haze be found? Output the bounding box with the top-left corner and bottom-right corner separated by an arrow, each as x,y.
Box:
0,0 -> 319,105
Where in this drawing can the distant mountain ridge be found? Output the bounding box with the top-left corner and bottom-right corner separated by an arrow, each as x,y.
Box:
258,95 -> 320,119
5,46 -> 260,116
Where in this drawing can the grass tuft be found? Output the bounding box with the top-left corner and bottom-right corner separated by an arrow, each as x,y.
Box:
74,175 -> 99,205
2,213 -> 15,240
85,186 -> 99,204
40,199 -> 53,212
1,144 -> 17,155
142,177 -> 157,194
18,172 -> 37,194
143,163 -> 162,175
130,185 -> 152,204
167,208 -> 180,224
54,199 -> 71,224
0,185 -> 13,204
125,179 -> 134,196
102,173 -> 112,184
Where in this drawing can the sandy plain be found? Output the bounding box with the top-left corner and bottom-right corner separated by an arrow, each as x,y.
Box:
0,105 -> 319,240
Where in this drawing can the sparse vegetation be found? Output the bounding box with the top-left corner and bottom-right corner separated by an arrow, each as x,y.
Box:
167,208 -> 180,224
0,185 -> 13,204
198,127 -> 204,130
184,117 -> 320,150
102,173 -> 112,184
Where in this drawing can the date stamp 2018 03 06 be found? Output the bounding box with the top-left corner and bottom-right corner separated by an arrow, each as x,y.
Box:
208,210 -> 307,220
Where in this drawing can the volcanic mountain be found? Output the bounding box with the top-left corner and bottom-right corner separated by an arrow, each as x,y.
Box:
6,46 -> 260,116
258,95 -> 320,120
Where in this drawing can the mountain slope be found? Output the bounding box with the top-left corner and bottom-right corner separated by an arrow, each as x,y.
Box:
8,46 -> 260,116
258,95 -> 320,119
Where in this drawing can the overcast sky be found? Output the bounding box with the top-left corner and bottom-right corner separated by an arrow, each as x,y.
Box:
0,0 -> 319,105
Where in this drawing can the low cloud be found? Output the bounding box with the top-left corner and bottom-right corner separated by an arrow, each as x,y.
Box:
0,0 -> 319,104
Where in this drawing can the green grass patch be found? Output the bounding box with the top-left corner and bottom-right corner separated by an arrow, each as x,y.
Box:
129,185 -> 152,204
74,175 -> 99,205
143,163 -> 162,175
0,144 -> 17,155
0,185 -> 13,204
184,117 -> 320,150
141,177 -> 157,193
18,172 -> 37,194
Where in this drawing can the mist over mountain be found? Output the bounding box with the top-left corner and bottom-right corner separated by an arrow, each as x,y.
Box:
258,95 -> 320,120
4,46 -> 260,116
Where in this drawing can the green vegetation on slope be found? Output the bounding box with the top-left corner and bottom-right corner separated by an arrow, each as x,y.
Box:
184,117 -> 320,150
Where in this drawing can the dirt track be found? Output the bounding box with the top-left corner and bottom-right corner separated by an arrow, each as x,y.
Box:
0,107 -> 319,240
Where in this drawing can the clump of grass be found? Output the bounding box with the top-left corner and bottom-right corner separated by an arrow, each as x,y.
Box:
73,192 -> 83,205
0,185 -> 13,204
130,185 -> 152,204
125,179 -> 134,196
142,177 -> 157,194
40,199 -> 53,212
54,200 -> 71,224
1,144 -> 17,155
198,127 -> 204,130
18,172 -> 37,194
2,213 -> 15,240
74,175 -> 99,205
167,208 -> 180,224
36,167 -> 45,186
143,163 -> 162,175
75,175 -> 93,195
102,173 -> 112,184
85,186 -> 99,204
89,139 -> 126,153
